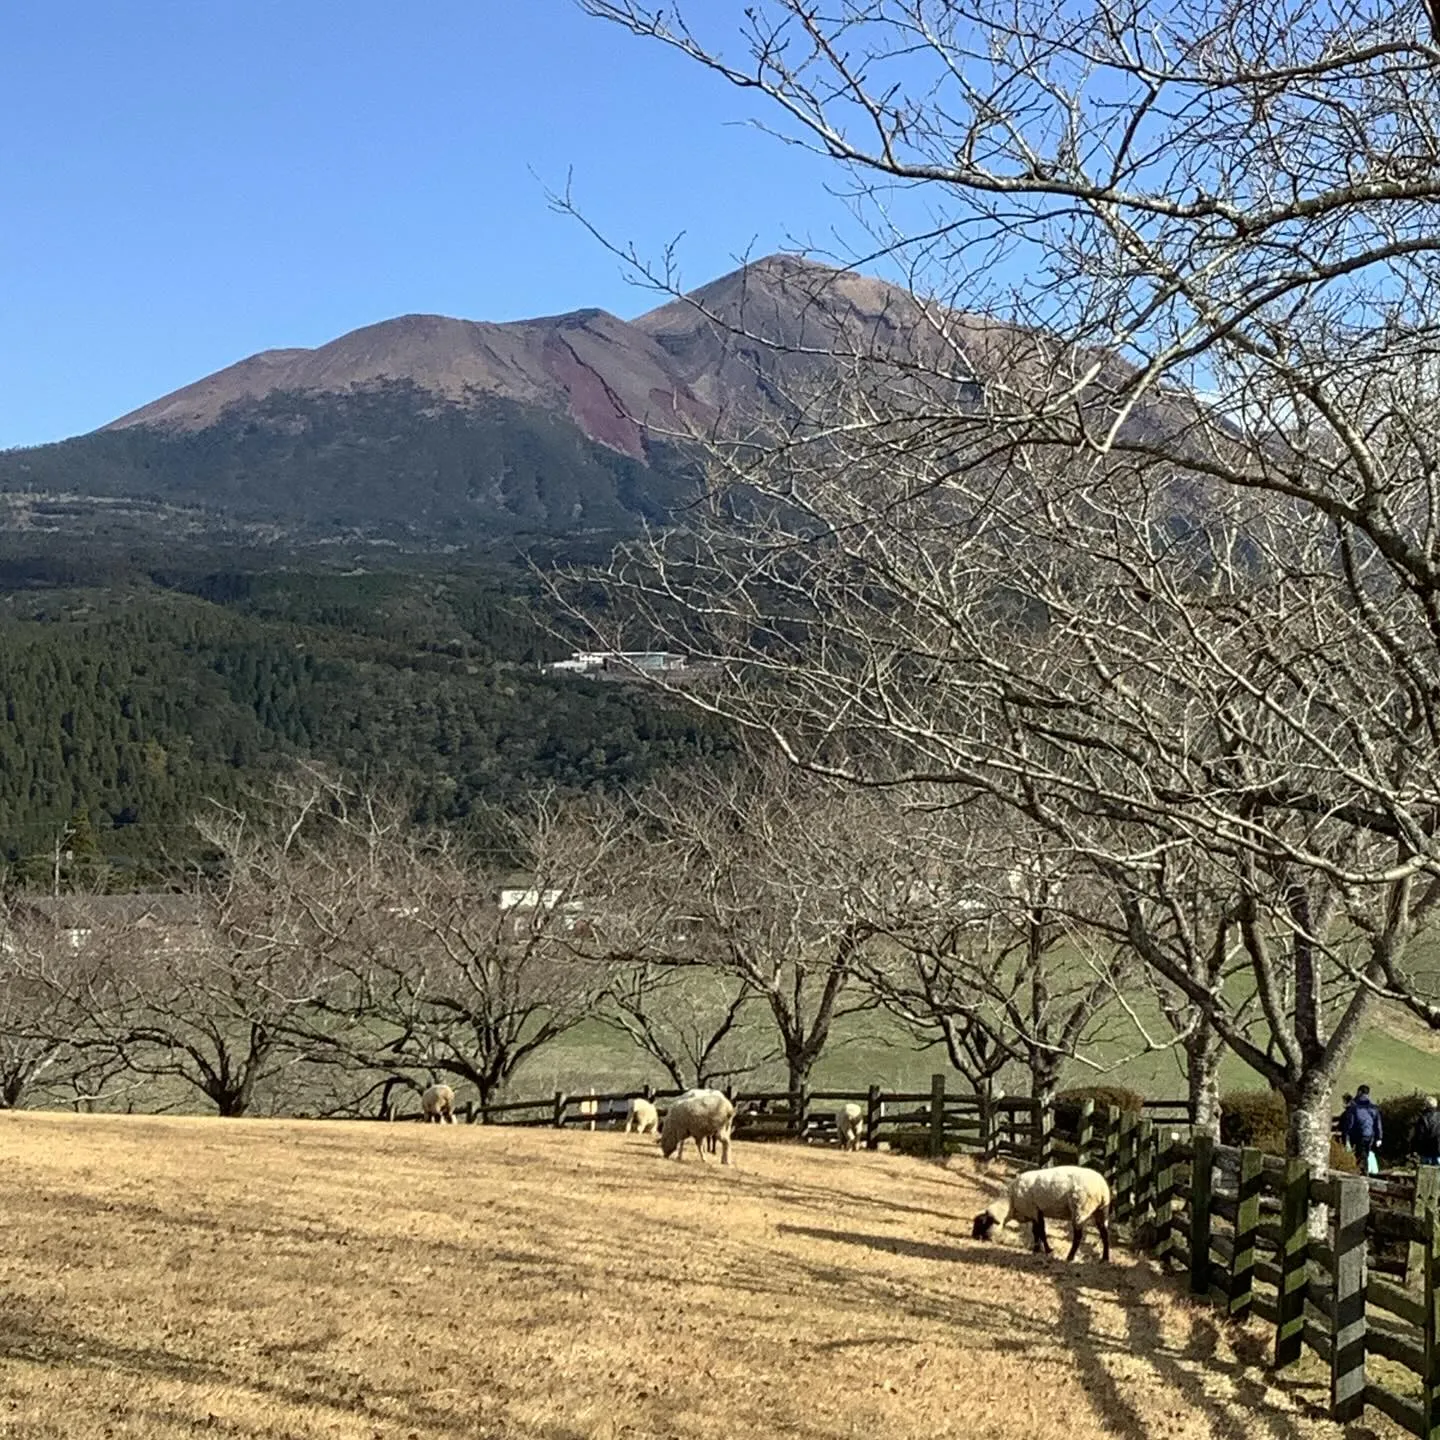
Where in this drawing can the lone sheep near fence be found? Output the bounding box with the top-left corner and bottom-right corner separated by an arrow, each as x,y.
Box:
422,1083 -> 456,1125
972,1165 -> 1111,1262
835,1103 -> 864,1151
625,1098 -> 660,1135
660,1089 -> 735,1165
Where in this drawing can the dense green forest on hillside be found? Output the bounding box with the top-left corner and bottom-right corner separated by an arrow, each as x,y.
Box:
0,382 -> 698,538
0,547 -> 725,884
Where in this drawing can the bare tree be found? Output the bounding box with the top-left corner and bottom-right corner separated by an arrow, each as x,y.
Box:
0,897 -> 114,1109
857,809 -> 1142,1115
573,0 -> 1440,1170
618,759 -> 890,1093
600,963 -> 771,1089
318,794 -> 630,1110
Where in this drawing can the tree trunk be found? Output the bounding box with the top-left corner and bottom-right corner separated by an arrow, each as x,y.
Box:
1186,1022 -> 1223,1137
1286,1074 -> 1335,1173
1285,1071 -> 1338,1236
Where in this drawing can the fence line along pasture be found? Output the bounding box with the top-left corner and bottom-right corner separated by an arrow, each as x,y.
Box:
393,1073 -> 1103,1163
1052,1104 -> 1440,1439
390,1076 -> 1440,1434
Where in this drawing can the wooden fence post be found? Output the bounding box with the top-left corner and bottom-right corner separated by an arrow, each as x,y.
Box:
1330,1175 -> 1368,1424
463,1101 -> 475,1125
643,1083 -> 654,1102
1274,1158 -> 1309,1370
552,1091 -> 567,1129
1153,1131 -> 1178,1261
1103,1106 -> 1121,1186
978,1089 -> 994,1162
1189,1133 -> 1215,1297
1077,1099 -> 1095,1169
866,1084 -> 882,1151
1134,1118 -> 1155,1247
1228,1146 -> 1262,1321
929,1073 -> 947,1160
1409,1166 -> 1440,1290
1423,1193 -> 1440,1440
1037,1099 -> 1054,1168
1115,1111 -> 1138,1224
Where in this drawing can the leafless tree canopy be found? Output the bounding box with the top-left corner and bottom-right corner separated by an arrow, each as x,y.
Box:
569,0 -> 1440,1165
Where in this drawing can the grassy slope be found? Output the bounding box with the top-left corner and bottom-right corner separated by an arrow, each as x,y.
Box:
0,1113 -> 1356,1440
513,1003 -> 1440,1110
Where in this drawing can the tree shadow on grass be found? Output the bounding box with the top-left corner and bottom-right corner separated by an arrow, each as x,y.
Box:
770,1224 -> 1389,1440
0,1303 -> 486,1439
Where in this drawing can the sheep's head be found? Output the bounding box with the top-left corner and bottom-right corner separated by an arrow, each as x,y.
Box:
972,1211 -> 999,1242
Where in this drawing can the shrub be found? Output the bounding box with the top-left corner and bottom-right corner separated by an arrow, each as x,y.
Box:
1053,1085 -> 1145,1136
1219,1090 -> 1286,1147
1378,1092 -> 1432,1165
1220,1089 -> 1358,1172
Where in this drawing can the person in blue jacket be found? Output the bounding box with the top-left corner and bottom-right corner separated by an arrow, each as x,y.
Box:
1339,1085 -> 1383,1172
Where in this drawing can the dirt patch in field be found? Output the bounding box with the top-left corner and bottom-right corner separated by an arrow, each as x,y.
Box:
0,1114 -> 1392,1439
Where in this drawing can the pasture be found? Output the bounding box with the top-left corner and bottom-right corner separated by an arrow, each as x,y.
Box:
0,1114 -> 1385,1439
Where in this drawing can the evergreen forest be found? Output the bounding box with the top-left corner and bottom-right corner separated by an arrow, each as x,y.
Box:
0,541 -> 725,885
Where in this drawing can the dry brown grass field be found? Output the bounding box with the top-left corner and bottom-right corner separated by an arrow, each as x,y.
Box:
0,1114 -> 1395,1440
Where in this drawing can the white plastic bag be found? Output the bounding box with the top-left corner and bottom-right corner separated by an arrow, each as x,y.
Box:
1366,1150 -> 1379,1175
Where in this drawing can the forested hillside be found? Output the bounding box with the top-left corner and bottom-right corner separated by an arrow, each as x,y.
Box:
0,381 -> 700,539
0,554 -> 725,883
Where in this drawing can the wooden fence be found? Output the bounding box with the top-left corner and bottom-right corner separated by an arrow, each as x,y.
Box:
391,1078 -> 1440,1433
402,1073 -> 1113,1164
1049,1104 -> 1440,1439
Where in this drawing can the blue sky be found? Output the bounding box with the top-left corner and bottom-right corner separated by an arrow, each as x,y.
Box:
0,2 -> 853,448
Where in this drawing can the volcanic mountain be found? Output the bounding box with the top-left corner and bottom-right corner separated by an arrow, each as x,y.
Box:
0,255 -> 989,542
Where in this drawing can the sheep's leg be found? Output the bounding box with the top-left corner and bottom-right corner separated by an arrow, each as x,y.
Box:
1096,1208 -> 1111,1262
1065,1219 -> 1085,1263
719,1132 -> 731,1166
1033,1215 -> 1050,1254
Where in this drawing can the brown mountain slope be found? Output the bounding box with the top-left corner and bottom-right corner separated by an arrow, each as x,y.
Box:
105,307 -> 715,460
102,255 -> 1001,456
634,253 -> 994,421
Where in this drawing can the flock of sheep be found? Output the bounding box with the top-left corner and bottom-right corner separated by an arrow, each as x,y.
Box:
421,1081 -> 1113,1261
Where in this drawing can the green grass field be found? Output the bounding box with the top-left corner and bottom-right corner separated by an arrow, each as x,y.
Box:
510,998 -> 1440,1108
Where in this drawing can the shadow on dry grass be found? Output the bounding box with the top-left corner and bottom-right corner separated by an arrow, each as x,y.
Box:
0,1116 -> 1391,1440
776,1221 -> 1389,1440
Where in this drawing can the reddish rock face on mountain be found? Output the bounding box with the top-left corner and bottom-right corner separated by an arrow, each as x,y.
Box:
4,255 -> 1035,540
104,254 -> 992,454
106,306 -> 716,461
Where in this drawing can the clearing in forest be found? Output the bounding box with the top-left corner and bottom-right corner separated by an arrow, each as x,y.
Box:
0,1114 -> 1383,1439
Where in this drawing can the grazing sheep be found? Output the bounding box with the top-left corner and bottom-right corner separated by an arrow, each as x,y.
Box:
625,1098 -> 660,1135
835,1102 -> 865,1152
421,1083 -> 456,1125
660,1088 -> 736,1165
971,1165 -> 1111,1262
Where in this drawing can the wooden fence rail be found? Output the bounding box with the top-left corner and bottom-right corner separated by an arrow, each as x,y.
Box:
394,1073 -> 1066,1162
391,1075 -> 1440,1435
1041,1105 -> 1440,1439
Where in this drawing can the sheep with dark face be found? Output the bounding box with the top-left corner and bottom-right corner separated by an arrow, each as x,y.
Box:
660,1089 -> 736,1165
421,1083 -> 456,1124
972,1165 -> 1111,1262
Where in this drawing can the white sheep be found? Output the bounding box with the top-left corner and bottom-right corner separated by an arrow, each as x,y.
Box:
971,1165 -> 1111,1262
660,1088 -> 736,1165
421,1082 -> 456,1125
625,1098 -> 660,1135
835,1102 -> 865,1152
